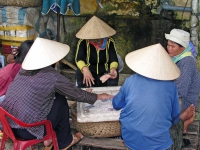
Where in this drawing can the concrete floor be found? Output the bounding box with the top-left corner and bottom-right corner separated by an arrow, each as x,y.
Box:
0,139 -> 44,150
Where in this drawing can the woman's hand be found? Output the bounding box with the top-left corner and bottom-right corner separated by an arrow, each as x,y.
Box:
97,93 -> 114,100
100,74 -> 111,83
82,67 -> 95,87
6,54 -> 16,64
109,68 -> 117,79
85,88 -> 93,93
99,68 -> 118,83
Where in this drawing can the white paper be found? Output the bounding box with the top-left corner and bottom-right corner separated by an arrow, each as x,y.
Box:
77,86 -> 121,123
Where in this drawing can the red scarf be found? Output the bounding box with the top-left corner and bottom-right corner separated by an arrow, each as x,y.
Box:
89,38 -> 108,50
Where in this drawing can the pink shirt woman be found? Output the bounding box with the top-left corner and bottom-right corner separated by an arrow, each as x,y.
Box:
0,40 -> 34,101
0,63 -> 21,96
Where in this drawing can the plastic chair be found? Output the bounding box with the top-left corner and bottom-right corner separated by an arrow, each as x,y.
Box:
0,107 -> 59,150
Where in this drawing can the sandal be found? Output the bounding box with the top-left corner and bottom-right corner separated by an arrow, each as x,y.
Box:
62,132 -> 83,150
182,138 -> 191,148
0,130 -> 3,140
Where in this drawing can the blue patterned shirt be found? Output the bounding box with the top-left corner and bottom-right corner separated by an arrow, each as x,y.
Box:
175,56 -> 200,110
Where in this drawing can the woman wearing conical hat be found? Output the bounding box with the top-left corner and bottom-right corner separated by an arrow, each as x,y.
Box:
112,44 -> 195,149
0,38 -> 114,150
75,16 -> 119,87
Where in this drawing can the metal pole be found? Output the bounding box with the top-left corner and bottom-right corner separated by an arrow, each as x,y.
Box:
190,0 -> 199,54
162,4 -> 191,11
57,7 -> 60,42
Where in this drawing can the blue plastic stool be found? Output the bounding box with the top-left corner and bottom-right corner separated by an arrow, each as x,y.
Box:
0,55 -> 5,68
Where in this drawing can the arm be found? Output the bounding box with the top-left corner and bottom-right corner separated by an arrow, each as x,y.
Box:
171,86 -> 181,124
75,39 -> 87,70
112,83 -> 126,110
55,73 -> 112,104
175,57 -> 195,98
75,39 -> 94,86
108,38 -> 118,79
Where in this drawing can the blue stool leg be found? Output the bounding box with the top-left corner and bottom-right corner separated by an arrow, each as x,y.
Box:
0,55 -> 5,68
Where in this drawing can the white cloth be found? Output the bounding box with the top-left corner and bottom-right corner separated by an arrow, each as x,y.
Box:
0,95 -> 5,103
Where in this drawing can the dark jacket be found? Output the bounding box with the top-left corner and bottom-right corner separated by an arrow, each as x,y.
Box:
75,37 -> 118,75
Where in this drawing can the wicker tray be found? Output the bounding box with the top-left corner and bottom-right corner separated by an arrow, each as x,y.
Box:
71,103 -> 121,138
0,0 -> 42,7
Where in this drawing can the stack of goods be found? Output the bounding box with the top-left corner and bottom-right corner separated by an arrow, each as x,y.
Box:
0,23 -> 35,55
0,0 -> 42,56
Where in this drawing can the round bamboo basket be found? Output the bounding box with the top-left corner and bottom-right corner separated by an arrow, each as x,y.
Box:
71,103 -> 121,138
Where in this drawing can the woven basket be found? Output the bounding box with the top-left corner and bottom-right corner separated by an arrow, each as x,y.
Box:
0,0 -> 42,7
71,103 -> 121,138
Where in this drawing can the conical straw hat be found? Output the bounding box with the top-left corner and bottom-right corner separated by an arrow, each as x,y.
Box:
76,16 -> 116,39
22,37 -> 70,70
125,43 -> 180,80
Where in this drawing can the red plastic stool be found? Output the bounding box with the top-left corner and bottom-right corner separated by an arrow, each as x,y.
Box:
0,107 -> 59,150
